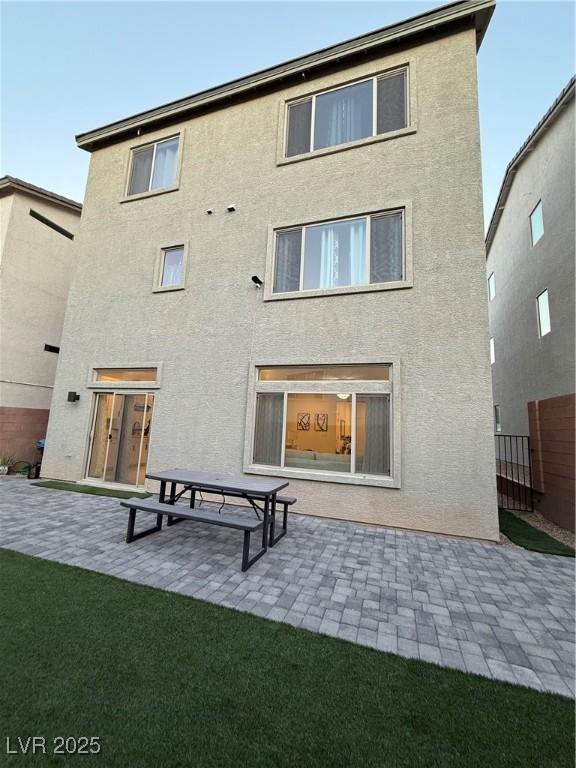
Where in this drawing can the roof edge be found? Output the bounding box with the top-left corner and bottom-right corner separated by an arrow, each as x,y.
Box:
0,176 -> 83,212
486,75 -> 575,255
76,0 -> 495,151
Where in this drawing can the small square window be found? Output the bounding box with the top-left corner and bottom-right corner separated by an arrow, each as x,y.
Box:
127,136 -> 179,196
490,337 -> 495,365
530,201 -> 544,246
160,246 -> 185,288
537,289 -> 551,337
488,272 -> 495,301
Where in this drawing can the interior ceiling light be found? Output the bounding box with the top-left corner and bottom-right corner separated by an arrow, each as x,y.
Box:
337,393 -> 351,400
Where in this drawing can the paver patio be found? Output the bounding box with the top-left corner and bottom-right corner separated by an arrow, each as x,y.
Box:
1,479 -> 574,697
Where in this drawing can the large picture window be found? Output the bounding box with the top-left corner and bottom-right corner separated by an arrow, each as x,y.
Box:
273,210 -> 404,294
127,136 -> 179,196
249,365 -> 394,483
285,69 -> 407,157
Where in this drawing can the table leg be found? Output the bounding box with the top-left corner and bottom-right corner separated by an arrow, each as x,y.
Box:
261,495 -> 269,552
269,493 -> 277,546
159,481 -> 166,503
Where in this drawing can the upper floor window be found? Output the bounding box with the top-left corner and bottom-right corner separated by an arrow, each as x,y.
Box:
490,337 -> 495,365
537,289 -> 551,337
285,69 -> 407,157
273,210 -> 404,295
494,405 -> 501,433
94,368 -> 157,382
488,272 -> 496,300
127,136 -> 179,196
530,201 -> 544,246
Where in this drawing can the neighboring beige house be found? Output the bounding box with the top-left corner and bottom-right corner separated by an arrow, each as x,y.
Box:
42,0 -> 499,540
486,77 -> 575,530
0,177 -> 82,465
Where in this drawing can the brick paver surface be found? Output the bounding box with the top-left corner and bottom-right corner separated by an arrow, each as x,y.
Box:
1,479 -> 574,697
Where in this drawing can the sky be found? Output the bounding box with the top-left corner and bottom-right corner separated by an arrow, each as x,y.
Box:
1,1 -> 574,225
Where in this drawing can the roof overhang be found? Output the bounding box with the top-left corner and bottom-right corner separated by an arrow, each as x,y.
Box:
76,0 -> 495,152
486,76 -> 575,256
0,175 -> 82,212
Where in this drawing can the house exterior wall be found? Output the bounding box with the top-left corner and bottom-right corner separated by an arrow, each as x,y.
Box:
42,26 -> 499,540
487,100 -> 575,438
0,190 -> 80,462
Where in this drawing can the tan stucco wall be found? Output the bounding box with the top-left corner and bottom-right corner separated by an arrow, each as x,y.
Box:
0,191 -> 80,419
42,26 -> 498,540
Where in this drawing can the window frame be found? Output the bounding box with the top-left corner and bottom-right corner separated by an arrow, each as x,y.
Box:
243,359 -> 401,488
488,272 -> 496,301
153,242 -> 188,293
87,363 -> 163,390
279,65 -> 414,163
529,200 -> 544,247
264,203 -> 412,301
536,289 -> 551,337
124,134 -> 181,200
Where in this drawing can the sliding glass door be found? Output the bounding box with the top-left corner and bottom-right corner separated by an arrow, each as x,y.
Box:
86,392 -> 155,486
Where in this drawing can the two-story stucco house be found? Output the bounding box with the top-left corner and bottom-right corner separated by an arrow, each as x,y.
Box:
0,177 -> 82,464
486,77 -> 575,530
42,0 -> 499,540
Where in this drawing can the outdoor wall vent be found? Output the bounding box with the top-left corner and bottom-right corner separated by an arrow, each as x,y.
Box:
226,204 -> 236,212
67,391 -> 80,403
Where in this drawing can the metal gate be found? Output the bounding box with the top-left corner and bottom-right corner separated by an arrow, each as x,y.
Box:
495,434 -> 533,512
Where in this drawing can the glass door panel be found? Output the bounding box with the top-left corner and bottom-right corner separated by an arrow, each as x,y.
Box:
87,393 -> 114,479
137,394 -> 154,486
104,394 -> 124,482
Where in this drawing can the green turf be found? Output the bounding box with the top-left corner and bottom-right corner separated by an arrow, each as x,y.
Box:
0,550 -> 573,767
31,480 -> 150,499
499,508 -> 575,557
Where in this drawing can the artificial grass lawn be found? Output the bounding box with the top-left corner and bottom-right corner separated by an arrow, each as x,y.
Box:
31,480 -> 150,500
499,508 -> 575,557
1,550 -> 573,768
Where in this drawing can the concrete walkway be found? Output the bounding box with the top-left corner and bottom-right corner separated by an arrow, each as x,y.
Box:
1,479 -> 574,697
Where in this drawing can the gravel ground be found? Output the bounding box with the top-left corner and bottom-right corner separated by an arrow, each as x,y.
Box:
513,509 -> 575,549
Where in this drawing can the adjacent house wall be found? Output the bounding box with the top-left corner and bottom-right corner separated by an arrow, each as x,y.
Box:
43,26 -> 498,540
0,191 -> 81,462
487,100 -> 575,437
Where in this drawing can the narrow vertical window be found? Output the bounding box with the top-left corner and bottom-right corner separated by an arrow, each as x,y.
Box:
253,393 -> 284,466
160,246 -> 184,288
286,100 -> 312,157
370,212 -> 403,283
490,337 -> 495,365
377,70 -> 407,134
537,289 -> 551,336
530,201 -> 544,246
488,272 -> 496,300
494,405 -> 501,433
274,230 -> 302,293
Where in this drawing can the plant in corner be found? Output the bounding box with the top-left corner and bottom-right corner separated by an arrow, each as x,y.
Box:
0,453 -> 16,475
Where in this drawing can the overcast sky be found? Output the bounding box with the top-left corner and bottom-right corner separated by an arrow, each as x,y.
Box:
1,1 -> 574,224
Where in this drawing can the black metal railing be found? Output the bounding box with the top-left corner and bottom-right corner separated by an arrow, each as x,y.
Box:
494,434 -> 533,512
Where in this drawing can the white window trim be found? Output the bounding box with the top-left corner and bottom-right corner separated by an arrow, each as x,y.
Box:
122,133 -> 182,202
152,242 -> 189,293
536,289 -> 551,337
529,200 -> 544,247
280,66 -> 410,161
490,338 -> 495,365
264,203 -> 413,301
86,363 -> 163,390
243,359 -> 402,489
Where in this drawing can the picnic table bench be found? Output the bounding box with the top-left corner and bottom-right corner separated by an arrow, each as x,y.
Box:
120,469 -> 296,571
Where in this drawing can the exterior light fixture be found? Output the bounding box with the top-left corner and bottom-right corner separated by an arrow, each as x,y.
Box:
67,391 -> 80,402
